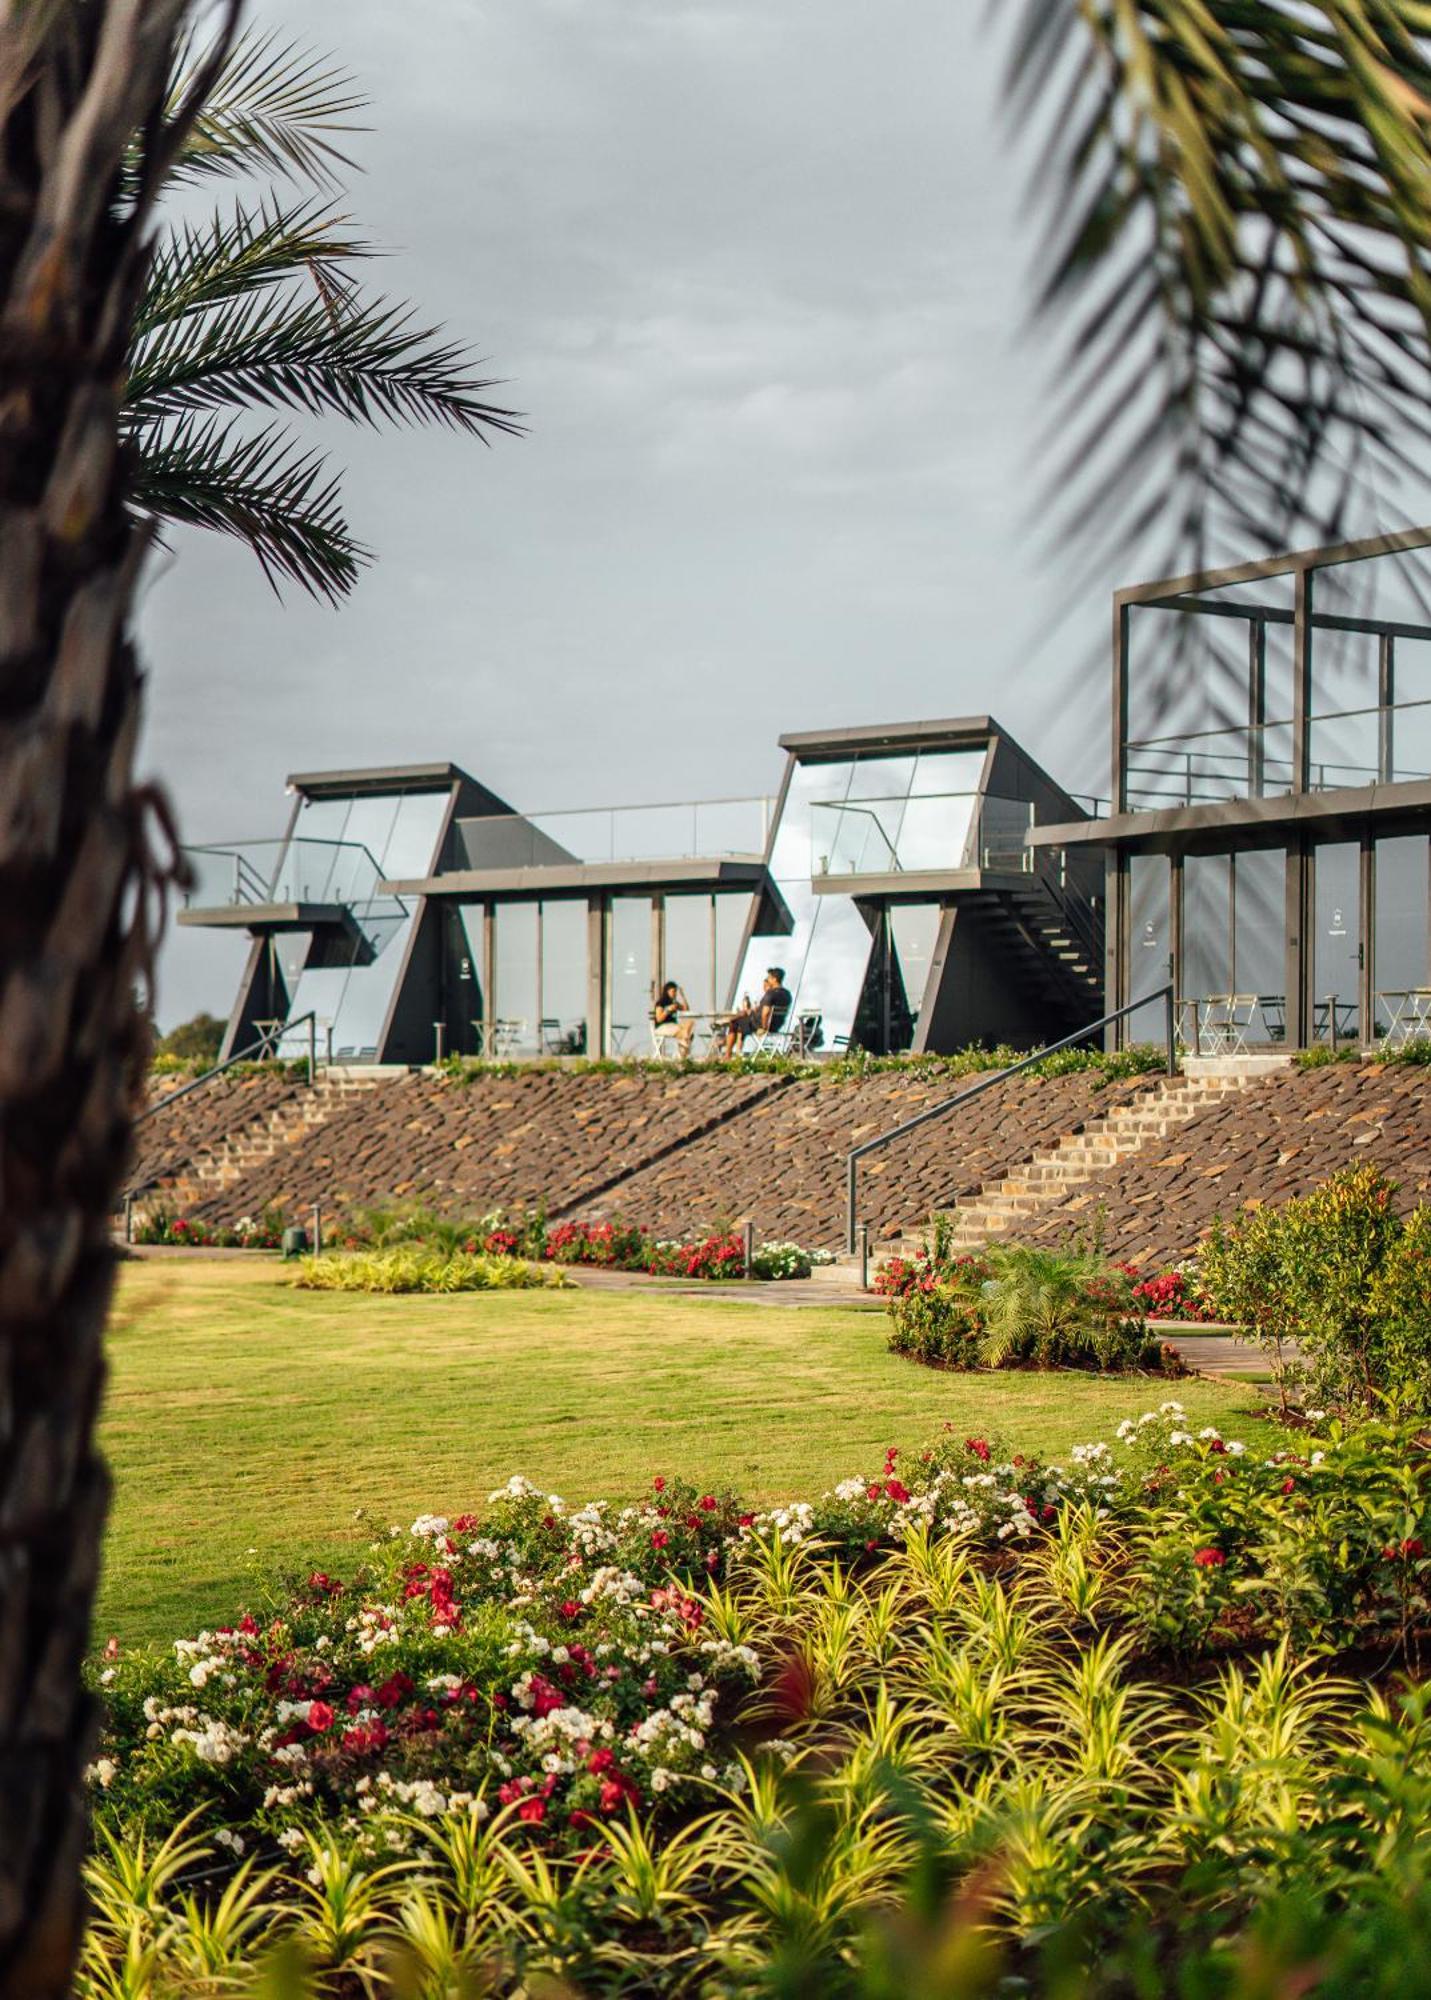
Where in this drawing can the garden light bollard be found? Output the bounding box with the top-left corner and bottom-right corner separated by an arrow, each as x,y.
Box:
857,1221 -> 870,1291
312,1201 -> 323,1256
123,1192 -> 133,1245
742,1220 -> 754,1279
433,1021 -> 445,1064
307,1014 -> 316,1086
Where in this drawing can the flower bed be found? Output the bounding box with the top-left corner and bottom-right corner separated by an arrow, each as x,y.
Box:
291,1249 -> 570,1294
136,1198 -> 832,1281
543,1218 -> 831,1280
83,1407 -> 1431,1995
132,1207 -> 286,1250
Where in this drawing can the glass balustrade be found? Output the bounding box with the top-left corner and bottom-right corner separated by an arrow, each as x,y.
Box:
808,794 -> 1035,876
454,797 -> 775,872
183,838 -> 404,920
1125,697 -> 1431,810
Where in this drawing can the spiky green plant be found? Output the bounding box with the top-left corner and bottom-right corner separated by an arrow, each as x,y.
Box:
1012,4 -> 1431,577
127,30 -> 522,599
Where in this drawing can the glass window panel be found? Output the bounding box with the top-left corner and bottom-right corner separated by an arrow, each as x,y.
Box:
608,897 -> 653,1053
898,793 -> 978,871
1230,849 -> 1286,1044
337,794 -> 401,883
282,965 -> 354,1056
907,749 -> 986,797
1128,855 -> 1171,1042
1386,638 -> 1431,782
455,903 -> 486,1032
382,790 -> 449,879
889,904 -> 941,1038
1181,855 -> 1232,1000
1313,842 -> 1362,1042
493,902 -> 539,1053
715,894 -> 748,1010
739,760 -> 871,1044
662,896 -> 714,1015
1374,837 -> 1430,1039
278,797 -> 351,901
841,756 -> 916,803
540,900 -> 588,1052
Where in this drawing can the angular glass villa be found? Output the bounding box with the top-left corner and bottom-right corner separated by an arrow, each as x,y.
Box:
182,721 -> 1103,1062
184,525 -> 1431,1063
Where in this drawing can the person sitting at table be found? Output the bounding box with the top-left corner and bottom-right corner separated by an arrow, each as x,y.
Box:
722,967 -> 792,1056
651,979 -> 695,1056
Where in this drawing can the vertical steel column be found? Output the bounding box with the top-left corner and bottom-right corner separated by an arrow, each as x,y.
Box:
1113,599 -> 1130,814
1285,840 -> 1311,1048
1292,564 -> 1314,794
1248,617 -> 1266,794
1360,834 -> 1375,1043
1378,634 -> 1396,783
1107,853 -> 1126,1050
482,901 -> 495,1053
586,897 -> 607,1055
1169,853 -> 1185,1041
1110,598 -> 1131,1051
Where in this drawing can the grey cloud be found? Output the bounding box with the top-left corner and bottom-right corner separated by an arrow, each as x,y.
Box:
141,2 -> 1108,1027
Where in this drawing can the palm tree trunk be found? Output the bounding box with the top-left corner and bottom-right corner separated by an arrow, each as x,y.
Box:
0,2 -> 233,1988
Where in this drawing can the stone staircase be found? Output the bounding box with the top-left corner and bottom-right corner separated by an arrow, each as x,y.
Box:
155,1069 -> 380,1212
935,1072 -> 1251,1251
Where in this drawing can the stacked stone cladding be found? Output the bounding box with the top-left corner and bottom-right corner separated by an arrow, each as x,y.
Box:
1016,1062 -> 1431,1267
180,1069 -> 788,1227
130,1071 -> 306,1201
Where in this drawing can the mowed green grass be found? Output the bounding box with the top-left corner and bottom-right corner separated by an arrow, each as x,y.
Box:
100,1259 -> 1262,1645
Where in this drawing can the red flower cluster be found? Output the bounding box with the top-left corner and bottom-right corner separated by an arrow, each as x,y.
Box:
1121,1264 -> 1214,1323
1192,1546 -> 1226,1569
1382,1537 -> 1425,1562
650,1586 -> 704,1632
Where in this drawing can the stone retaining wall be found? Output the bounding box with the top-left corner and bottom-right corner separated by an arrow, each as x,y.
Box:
1019,1062 -> 1431,1267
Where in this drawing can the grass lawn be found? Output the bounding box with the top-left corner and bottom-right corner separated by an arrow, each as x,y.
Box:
100,1258 -> 1266,1646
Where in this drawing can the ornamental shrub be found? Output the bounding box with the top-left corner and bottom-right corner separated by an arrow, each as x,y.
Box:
881,1240 -> 1170,1374
1200,1164 -> 1428,1410
292,1249 -> 570,1294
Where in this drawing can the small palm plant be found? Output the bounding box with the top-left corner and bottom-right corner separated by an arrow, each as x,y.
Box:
126,30 -> 523,600
977,1246 -> 1142,1371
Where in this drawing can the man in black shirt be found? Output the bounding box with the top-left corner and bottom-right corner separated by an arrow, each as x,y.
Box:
722,967 -> 792,1056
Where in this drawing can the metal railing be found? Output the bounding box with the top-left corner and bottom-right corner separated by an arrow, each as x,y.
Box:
122,1013 -> 321,1233
844,986 -> 1175,1254
136,1013 -> 319,1127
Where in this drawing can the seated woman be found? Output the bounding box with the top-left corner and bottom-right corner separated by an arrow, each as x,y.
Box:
651,979 -> 695,1057
721,967 -> 792,1056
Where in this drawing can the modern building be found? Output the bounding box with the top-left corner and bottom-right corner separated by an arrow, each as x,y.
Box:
181,717 -> 1104,1063
1032,525 -> 1431,1050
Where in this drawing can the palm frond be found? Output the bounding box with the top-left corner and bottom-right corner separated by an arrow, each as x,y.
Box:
162,26 -> 365,190
1006,2 -> 1431,576
127,281 -> 526,439
126,414 -> 367,602
136,199 -> 371,336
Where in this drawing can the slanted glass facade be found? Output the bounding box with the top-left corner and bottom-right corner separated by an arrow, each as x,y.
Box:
280,789 -> 449,1060
739,747 -> 987,1049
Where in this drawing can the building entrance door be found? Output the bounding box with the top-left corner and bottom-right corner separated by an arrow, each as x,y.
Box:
1313,842 -> 1363,1043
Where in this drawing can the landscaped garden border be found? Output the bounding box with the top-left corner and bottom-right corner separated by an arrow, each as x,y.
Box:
83,1402 -> 1431,1995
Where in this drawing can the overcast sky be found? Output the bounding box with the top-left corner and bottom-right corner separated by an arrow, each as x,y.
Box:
142,1 -> 1113,1028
